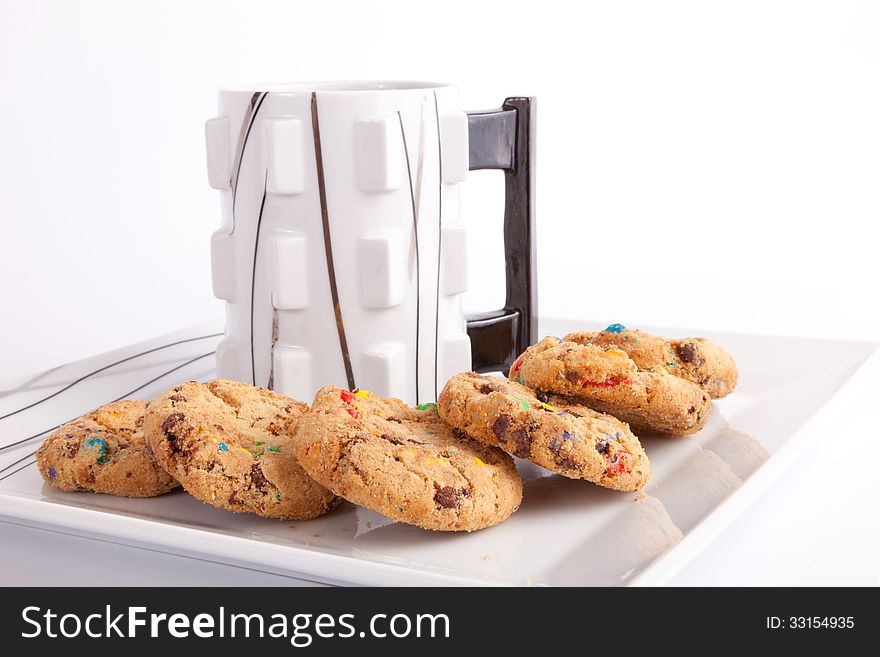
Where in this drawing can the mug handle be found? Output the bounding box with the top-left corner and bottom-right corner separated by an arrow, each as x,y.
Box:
465,97 -> 537,373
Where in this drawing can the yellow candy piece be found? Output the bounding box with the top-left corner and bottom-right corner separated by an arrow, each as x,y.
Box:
607,348 -> 627,358
474,457 -> 487,467
354,390 -> 371,398
541,402 -> 556,412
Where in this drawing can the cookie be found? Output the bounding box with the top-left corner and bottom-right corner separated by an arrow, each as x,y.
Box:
292,386 -> 522,531
143,380 -> 337,520
564,324 -> 738,398
36,400 -> 179,497
438,372 -> 651,491
511,337 -> 711,436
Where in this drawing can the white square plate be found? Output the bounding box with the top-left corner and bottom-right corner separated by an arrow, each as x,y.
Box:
0,318 -> 876,586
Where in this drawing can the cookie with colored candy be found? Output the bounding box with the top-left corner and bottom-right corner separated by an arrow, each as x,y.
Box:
292,386 -> 522,531
438,372 -> 651,492
511,337 -> 711,436
36,400 -> 179,497
564,324 -> 738,399
143,380 -> 338,520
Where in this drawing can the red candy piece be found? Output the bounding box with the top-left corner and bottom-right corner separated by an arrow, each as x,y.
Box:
340,390 -> 355,404
510,357 -> 523,375
345,407 -> 359,420
606,452 -> 634,477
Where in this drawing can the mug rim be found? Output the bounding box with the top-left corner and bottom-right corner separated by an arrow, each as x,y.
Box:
219,80 -> 453,94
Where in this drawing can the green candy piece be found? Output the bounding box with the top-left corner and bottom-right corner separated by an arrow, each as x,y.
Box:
268,445 -> 281,453
514,396 -> 530,411
416,402 -> 437,411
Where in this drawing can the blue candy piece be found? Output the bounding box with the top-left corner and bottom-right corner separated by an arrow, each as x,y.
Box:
218,442 -> 229,452
603,323 -> 626,334
85,437 -> 108,464
48,467 -> 57,479
562,431 -> 572,441
595,439 -> 610,454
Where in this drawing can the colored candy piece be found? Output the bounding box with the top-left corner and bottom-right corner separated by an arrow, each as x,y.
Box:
345,407 -> 359,419
48,467 -> 56,479
268,445 -> 282,453
340,390 -> 355,404
514,396 -> 530,411
416,402 -> 437,411
354,390 -> 371,398
606,452 -> 634,476
85,437 -> 108,464
218,442 -> 229,452
473,457 -> 487,467
254,441 -> 265,446
606,348 -> 628,358
603,323 -> 626,333
540,402 -> 556,412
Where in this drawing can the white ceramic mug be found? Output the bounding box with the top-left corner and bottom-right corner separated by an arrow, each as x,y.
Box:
205,81 -> 536,405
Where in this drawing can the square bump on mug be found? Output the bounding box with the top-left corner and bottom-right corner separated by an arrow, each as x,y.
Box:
271,232 -> 308,310
210,230 -> 236,301
439,111 -> 469,184
441,224 -> 468,296
266,118 -> 305,195
358,231 -> 407,308
438,333 -> 472,389
361,343 -> 407,399
272,345 -> 313,402
205,117 -> 231,190
355,116 -> 401,192
215,338 -> 239,380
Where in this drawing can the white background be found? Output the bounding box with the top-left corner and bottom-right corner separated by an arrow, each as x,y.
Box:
1,0 -> 879,586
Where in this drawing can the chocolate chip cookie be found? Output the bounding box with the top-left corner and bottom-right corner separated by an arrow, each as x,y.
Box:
292,386 -> 523,531
564,324 -> 738,399
143,380 -> 337,520
36,400 -> 179,497
438,372 -> 651,491
511,337 -> 712,436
